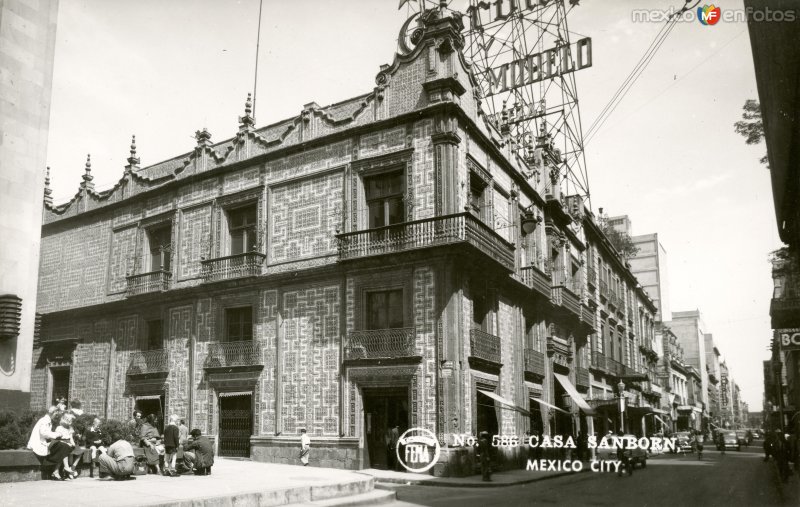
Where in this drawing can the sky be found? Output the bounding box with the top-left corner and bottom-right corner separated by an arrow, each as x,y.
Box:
43,0 -> 780,409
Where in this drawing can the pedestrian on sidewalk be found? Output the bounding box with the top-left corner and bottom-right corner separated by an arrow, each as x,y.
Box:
299,428 -> 311,466
386,425 -> 400,471
163,415 -> 181,477
477,431 -> 492,482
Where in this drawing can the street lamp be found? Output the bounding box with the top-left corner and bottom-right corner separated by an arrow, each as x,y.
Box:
617,380 -> 626,433
520,207 -> 542,236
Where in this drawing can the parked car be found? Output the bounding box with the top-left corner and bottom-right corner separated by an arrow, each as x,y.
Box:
674,431 -> 693,453
717,431 -> 740,451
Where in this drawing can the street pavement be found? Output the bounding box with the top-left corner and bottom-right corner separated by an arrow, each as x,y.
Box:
387,447 -> 799,507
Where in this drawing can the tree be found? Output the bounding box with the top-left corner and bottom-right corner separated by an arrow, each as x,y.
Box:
733,99 -> 769,167
599,223 -> 640,261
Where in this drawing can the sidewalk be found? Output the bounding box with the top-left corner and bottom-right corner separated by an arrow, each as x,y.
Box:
0,459 -> 377,507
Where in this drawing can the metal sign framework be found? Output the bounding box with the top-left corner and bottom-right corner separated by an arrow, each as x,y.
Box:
400,0 -> 592,207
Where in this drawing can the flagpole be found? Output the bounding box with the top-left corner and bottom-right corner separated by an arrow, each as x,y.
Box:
252,0 -> 264,119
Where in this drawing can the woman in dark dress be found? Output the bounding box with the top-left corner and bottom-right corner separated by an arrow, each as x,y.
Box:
139,414 -> 163,475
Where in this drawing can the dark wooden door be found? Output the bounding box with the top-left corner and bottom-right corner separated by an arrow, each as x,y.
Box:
219,393 -> 253,458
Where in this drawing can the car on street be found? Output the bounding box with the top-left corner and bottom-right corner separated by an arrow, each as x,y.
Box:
717,431 -> 740,451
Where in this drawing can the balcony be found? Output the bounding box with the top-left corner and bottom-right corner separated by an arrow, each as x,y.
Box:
127,349 -> 170,377
550,266 -> 581,317
590,351 -> 647,380
520,266 -> 551,299
336,212 -> 515,271
469,328 -> 502,368
575,366 -> 590,390
523,348 -> 545,379
126,270 -> 172,296
201,252 -> 265,282
770,296 -> 800,327
204,340 -> 264,371
344,328 -> 418,362
580,305 -> 595,330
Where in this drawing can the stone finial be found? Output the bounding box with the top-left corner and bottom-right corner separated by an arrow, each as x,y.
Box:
239,93 -> 255,130
80,154 -> 95,191
195,128 -> 212,147
44,166 -> 53,206
127,135 -> 140,167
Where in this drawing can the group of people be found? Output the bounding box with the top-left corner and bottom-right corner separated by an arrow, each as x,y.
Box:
129,410 -> 214,477
27,400 -> 105,481
26,400 -> 214,481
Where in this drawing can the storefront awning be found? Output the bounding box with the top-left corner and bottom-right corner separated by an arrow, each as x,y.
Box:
553,373 -> 595,415
628,406 -> 668,416
530,396 -> 570,415
478,390 -> 532,417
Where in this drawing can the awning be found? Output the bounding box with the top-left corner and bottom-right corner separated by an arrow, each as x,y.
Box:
478,390 -> 532,417
218,391 -> 253,398
628,406 -> 668,416
530,397 -> 570,415
553,372 -> 595,415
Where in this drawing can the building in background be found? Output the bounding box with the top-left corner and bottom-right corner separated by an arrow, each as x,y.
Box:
746,0 -> 800,433
0,0 -> 59,411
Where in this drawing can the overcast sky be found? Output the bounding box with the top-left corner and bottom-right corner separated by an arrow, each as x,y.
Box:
44,0 -> 779,408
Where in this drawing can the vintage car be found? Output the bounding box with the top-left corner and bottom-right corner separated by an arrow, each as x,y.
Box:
717,430 -> 740,451
735,430 -> 749,447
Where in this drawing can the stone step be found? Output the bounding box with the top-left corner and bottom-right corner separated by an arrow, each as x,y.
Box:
293,489 -> 396,507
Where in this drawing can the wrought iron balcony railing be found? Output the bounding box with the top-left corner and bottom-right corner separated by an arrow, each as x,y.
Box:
344,328 -> 417,361
127,349 -> 170,376
204,340 -> 264,369
201,252 -> 265,282
599,280 -> 609,298
575,366 -> 590,390
336,212 -> 515,271
469,328 -> 501,365
126,270 -> 172,296
523,348 -> 545,378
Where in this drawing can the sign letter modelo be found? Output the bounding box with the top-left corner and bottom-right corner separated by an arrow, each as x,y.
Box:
779,328 -> 800,350
484,38 -> 592,97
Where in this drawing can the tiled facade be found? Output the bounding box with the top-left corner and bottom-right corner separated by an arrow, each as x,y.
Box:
31,12 -> 659,474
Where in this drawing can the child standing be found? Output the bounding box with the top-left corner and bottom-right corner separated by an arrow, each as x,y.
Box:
163,414 -> 181,477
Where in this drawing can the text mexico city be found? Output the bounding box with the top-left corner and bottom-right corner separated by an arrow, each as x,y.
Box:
453,434 -> 677,473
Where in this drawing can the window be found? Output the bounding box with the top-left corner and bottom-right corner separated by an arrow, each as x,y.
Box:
225,307 -> 253,341
147,226 -> 171,272
472,292 -> 489,332
365,171 -> 404,228
229,205 -> 258,255
147,320 -> 163,350
469,173 -> 488,220
366,289 -> 403,330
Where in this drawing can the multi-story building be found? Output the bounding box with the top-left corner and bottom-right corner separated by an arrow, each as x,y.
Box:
669,310 -> 711,429
30,11 -> 657,474
719,361 -> 734,428
704,335 -> 722,429
0,0 -> 59,411
746,0 -> 800,435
